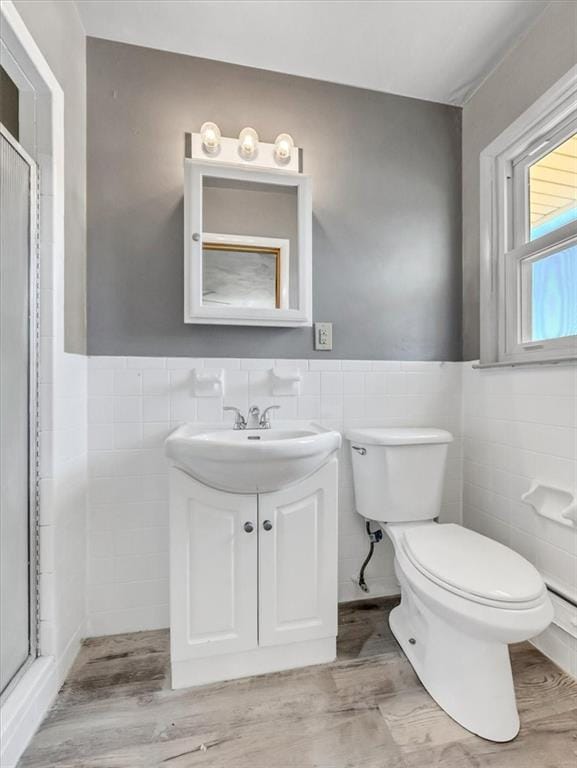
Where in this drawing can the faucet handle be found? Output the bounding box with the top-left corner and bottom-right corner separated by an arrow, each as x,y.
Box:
259,405 -> 280,428
223,406 -> 246,430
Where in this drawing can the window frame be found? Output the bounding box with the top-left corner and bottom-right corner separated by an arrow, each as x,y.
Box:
479,65 -> 577,366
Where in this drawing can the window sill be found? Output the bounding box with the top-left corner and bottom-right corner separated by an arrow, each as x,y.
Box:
473,356 -> 577,370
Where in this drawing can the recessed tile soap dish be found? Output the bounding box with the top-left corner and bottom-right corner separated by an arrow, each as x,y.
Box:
270,367 -> 302,396
192,368 -> 224,398
521,482 -> 577,528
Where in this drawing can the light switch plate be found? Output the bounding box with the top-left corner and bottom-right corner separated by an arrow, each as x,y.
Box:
314,322 -> 333,351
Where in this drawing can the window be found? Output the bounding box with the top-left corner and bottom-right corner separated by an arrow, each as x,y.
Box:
480,67 -> 577,365
529,133 -> 577,241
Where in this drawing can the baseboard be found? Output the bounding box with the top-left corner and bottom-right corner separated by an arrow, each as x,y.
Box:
0,621 -> 84,768
530,591 -> 577,679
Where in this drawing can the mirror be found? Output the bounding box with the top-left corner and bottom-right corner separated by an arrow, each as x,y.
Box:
184,161 -> 312,326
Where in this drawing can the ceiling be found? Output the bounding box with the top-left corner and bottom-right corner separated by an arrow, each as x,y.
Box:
75,0 -> 549,106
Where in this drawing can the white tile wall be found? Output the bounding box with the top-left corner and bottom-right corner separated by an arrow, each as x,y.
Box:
86,357 -> 463,635
84,356 -> 577,678
462,361 -> 577,676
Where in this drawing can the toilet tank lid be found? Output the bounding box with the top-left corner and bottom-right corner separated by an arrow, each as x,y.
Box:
345,427 -> 453,446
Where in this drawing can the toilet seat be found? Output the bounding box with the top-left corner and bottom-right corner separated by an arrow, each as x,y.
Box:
401,524 -> 547,610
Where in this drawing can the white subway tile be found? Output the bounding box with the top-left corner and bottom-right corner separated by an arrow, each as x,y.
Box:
321,372 -> 343,395
364,372 -> 386,397
343,372 -> 364,396
271,397 -> 296,419
298,396 -> 321,420
274,359 -> 309,371
88,369 -> 114,396
113,369 -> 142,396
248,370 -> 271,399
88,397 -> 114,425
309,359 -> 341,371
343,397 -> 365,420
113,397 -> 142,423
143,395 -> 170,423
301,372 -> 321,396
88,356 -> 126,370
385,373 -> 407,395
113,422 -> 143,449
166,357 -> 204,369
126,357 -> 166,369
341,360 -> 373,371
196,398 -> 224,422
88,424 -> 114,451
170,396 -> 197,422
240,358 -> 274,370
142,422 -> 172,449
320,396 -> 343,420
142,369 -> 170,395
203,358 -> 241,370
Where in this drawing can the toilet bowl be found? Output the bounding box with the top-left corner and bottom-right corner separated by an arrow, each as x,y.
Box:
346,427 -> 553,743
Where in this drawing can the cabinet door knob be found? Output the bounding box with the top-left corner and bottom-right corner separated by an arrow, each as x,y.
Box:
243,522 -> 254,533
263,520 -> 273,531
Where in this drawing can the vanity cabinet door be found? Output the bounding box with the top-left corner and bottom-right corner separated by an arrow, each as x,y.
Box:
258,458 -> 338,647
169,468 -> 258,661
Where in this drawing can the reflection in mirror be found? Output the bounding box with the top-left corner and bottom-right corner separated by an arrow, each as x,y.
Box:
202,235 -> 289,309
202,177 -> 299,309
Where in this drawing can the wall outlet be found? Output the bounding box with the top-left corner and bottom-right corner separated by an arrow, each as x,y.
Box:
314,322 -> 333,351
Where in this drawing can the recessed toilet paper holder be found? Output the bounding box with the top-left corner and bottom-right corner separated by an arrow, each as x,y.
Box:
521,481 -> 577,528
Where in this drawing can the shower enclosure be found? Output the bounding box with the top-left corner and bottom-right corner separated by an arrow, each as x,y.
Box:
0,123 -> 38,697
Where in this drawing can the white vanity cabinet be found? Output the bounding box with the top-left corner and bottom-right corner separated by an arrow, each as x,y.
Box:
169,458 -> 338,689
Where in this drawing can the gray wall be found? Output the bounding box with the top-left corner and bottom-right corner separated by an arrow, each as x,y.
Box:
462,1 -> 577,360
14,0 -> 86,354
87,38 -> 462,360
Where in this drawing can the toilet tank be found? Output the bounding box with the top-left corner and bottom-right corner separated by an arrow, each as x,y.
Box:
345,428 -> 453,523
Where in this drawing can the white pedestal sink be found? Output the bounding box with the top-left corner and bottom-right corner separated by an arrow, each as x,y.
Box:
164,421 -> 341,493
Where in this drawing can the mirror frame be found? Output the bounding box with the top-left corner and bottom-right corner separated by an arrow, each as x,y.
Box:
184,159 -> 312,326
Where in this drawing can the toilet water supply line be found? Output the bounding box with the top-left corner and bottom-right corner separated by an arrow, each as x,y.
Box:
358,522 -> 383,593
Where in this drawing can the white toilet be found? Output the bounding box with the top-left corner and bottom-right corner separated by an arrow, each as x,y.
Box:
346,427 -> 553,743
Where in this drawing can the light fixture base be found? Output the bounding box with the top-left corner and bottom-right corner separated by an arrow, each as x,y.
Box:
186,132 -> 301,173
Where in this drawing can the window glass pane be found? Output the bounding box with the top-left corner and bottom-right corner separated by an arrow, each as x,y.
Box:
528,243 -> 577,341
529,133 -> 577,241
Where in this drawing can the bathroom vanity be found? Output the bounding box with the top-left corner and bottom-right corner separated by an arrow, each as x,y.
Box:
166,422 -> 341,689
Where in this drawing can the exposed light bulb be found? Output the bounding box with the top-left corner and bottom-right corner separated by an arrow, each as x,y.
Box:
238,127 -> 259,160
200,121 -> 221,155
274,133 -> 294,165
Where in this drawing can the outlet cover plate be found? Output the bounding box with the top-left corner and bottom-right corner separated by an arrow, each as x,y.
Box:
314,322 -> 333,351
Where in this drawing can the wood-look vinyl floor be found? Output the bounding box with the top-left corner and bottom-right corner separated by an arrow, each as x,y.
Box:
19,598 -> 577,767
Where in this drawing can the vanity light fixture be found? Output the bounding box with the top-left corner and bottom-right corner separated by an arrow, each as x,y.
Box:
274,133 -> 294,165
200,121 -> 221,155
238,127 -> 259,160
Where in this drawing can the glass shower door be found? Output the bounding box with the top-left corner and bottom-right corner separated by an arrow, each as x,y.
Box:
0,126 -> 38,695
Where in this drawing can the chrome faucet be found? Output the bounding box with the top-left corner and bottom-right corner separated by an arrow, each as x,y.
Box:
246,405 -> 261,429
259,405 -> 280,429
223,404 -> 281,430
223,406 -> 247,430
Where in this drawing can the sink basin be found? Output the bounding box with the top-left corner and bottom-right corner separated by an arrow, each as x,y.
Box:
165,421 -> 342,493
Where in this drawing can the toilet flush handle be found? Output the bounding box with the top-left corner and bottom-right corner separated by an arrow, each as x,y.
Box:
351,445 -> 366,456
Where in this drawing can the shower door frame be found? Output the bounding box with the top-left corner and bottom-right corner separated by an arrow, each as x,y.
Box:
0,6 -> 66,763
0,121 -> 40,702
